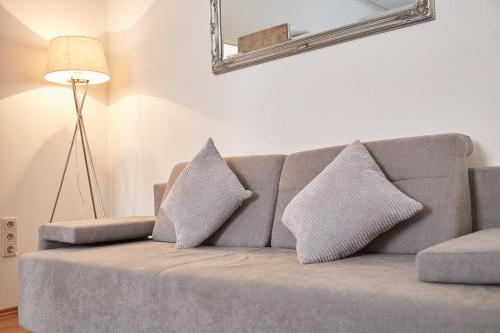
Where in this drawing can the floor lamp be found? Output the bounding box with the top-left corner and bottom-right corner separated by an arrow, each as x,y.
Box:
44,36 -> 110,222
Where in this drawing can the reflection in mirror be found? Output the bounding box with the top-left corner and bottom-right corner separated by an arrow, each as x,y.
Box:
222,0 -> 416,59
211,0 -> 434,73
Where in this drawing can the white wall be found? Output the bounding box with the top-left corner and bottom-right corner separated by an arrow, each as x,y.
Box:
107,0 -> 500,219
0,0 -> 109,309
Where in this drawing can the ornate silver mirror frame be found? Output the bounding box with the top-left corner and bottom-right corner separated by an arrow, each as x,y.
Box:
210,0 -> 435,74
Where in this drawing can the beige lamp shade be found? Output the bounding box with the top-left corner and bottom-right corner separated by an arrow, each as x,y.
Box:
44,36 -> 110,85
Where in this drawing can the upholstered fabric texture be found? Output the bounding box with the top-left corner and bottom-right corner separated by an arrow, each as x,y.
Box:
153,138 -> 252,249
38,239 -> 79,251
272,133 -> 473,254
154,154 -> 285,247
417,228 -> 500,284
283,140 -> 423,264
38,216 -> 156,250
469,167 -> 500,230
19,241 -> 500,333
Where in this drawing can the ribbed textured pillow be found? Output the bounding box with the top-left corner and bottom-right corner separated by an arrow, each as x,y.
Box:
153,138 -> 253,249
282,140 -> 423,264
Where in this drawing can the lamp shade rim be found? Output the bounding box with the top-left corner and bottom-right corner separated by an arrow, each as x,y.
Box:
44,70 -> 110,85
50,35 -> 101,41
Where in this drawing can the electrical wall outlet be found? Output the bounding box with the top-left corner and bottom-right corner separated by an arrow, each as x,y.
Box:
3,217 -> 16,231
2,217 -> 17,257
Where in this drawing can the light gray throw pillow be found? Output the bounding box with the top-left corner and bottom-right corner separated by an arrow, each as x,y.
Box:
282,140 -> 423,264
153,138 -> 253,249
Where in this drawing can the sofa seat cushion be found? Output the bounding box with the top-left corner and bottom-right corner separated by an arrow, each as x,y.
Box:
417,228 -> 500,284
20,242 -> 500,333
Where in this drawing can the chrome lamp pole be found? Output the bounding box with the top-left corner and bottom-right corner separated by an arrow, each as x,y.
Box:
49,79 -> 106,222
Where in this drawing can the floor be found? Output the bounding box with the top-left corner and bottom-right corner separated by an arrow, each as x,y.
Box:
0,312 -> 31,333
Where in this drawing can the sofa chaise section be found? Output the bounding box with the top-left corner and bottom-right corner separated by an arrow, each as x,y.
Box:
20,241 -> 500,333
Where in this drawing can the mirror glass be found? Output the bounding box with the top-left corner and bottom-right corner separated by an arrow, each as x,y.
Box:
221,0 -> 416,59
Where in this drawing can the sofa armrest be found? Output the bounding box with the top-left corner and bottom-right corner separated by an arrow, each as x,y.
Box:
417,228 -> 500,284
39,216 -> 156,250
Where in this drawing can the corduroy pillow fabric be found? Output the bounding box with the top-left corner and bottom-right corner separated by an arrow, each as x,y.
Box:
282,140 -> 423,264
153,138 -> 253,249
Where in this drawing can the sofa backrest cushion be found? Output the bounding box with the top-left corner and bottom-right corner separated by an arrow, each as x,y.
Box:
271,134 -> 473,254
469,167 -> 500,231
154,154 -> 285,247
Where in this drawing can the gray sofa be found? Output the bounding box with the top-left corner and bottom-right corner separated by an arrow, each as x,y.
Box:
19,133 -> 500,333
